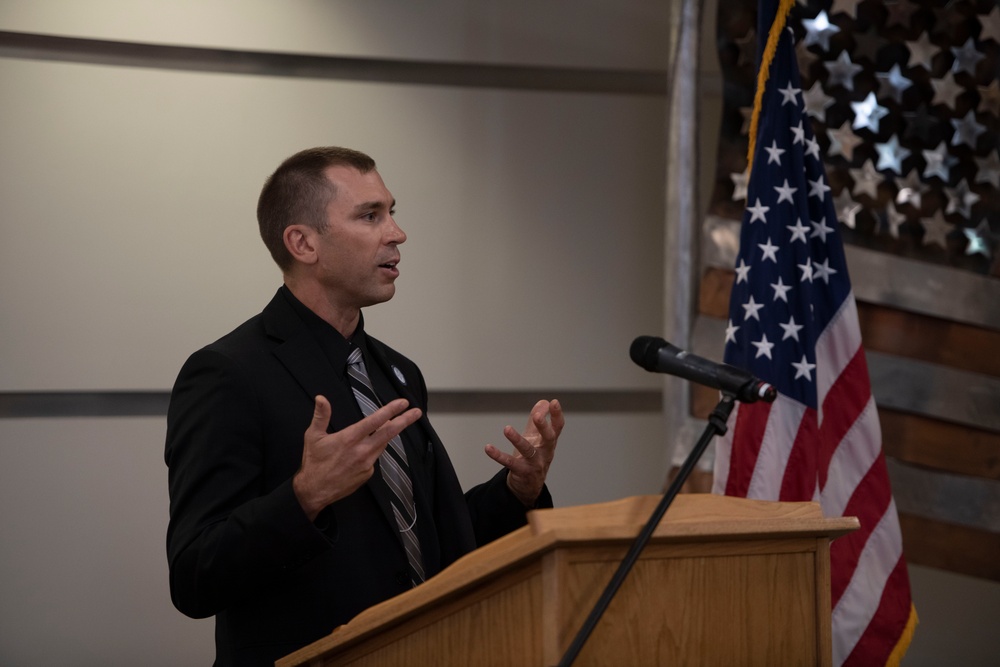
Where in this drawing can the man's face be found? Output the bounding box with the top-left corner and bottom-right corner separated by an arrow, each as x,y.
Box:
314,165 -> 407,311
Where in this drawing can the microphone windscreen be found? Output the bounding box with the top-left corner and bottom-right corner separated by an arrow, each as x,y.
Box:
629,336 -> 665,371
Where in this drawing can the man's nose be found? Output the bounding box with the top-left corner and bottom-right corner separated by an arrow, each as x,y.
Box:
386,216 -> 407,244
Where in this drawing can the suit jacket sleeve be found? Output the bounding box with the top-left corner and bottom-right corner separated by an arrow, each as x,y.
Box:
464,470 -> 553,546
164,347 -> 331,619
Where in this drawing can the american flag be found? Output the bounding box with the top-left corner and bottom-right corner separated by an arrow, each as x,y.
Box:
711,0 -> 917,664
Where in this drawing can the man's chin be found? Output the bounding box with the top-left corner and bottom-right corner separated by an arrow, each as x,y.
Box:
364,286 -> 396,307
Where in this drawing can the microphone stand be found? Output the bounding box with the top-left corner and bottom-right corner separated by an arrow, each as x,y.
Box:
555,392 -> 736,667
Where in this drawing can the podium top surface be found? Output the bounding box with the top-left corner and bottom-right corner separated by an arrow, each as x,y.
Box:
527,493 -> 859,543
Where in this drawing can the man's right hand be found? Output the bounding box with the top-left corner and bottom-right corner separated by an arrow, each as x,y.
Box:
293,395 -> 422,522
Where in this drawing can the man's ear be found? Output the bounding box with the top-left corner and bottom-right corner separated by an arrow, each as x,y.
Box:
283,225 -> 319,265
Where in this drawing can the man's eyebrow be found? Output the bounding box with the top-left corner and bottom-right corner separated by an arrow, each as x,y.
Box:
351,199 -> 396,213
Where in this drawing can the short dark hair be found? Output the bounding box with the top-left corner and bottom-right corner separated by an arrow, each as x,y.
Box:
256,147 -> 377,271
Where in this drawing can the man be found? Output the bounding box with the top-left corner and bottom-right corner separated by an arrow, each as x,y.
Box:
165,147 -> 563,665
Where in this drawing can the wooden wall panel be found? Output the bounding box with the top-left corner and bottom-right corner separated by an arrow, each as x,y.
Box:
879,411 -> 1000,482
899,514 -> 1000,582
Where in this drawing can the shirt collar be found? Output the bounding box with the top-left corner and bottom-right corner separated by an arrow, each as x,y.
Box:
278,285 -> 368,369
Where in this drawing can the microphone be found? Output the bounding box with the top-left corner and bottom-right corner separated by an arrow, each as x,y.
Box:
630,336 -> 777,403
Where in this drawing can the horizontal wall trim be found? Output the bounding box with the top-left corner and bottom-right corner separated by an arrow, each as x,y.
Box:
0,392 -> 171,418
431,389 -> 662,413
0,30 -> 667,95
0,389 -> 662,419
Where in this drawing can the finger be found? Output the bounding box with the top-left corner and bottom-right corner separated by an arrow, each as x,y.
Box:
376,406 -> 423,443
530,408 -> 553,440
523,400 -> 548,433
349,399 -> 422,442
547,399 -> 565,434
307,395 -> 332,438
530,399 -> 564,443
527,399 -> 559,435
484,443 -> 520,469
503,425 -> 539,460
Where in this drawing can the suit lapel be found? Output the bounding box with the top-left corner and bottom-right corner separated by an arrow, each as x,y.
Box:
261,291 -> 399,535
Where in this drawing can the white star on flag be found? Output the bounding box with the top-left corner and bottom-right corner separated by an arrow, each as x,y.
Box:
787,218 -> 810,243
792,355 -> 816,381
751,333 -> 775,359
808,176 -> 831,199
747,198 -> 770,222
765,140 -> 785,164
759,238 -> 780,262
779,315 -> 804,341
811,218 -> 834,241
778,81 -> 801,105
770,276 -> 792,302
735,258 -> 752,283
742,294 -> 764,321
774,179 -> 797,203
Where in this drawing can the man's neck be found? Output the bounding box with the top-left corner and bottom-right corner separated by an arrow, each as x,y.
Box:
283,277 -> 360,339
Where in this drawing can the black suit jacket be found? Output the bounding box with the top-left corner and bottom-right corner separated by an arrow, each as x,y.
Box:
165,289 -> 550,666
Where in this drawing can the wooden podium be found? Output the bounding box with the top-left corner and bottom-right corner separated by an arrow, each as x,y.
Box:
277,494 -> 858,667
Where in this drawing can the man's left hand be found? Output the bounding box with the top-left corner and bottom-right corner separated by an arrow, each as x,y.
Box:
484,399 -> 563,506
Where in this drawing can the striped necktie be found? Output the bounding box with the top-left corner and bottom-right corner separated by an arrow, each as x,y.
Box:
346,346 -> 425,585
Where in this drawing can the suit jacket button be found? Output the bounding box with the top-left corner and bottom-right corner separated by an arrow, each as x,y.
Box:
395,571 -> 410,587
